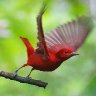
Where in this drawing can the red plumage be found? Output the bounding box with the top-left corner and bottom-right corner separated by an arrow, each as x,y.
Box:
15,5 -> 93,77
20,37 -> 34,57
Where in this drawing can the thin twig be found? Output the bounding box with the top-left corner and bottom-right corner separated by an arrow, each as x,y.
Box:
0,70 -> 48,88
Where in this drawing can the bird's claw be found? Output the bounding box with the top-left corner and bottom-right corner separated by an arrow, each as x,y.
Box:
13,71 -> 18,78
26,76 -> 31,79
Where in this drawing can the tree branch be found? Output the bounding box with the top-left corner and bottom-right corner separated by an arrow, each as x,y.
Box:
0,70 -> 48,88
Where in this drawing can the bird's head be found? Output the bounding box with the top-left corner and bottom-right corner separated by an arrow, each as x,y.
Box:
56,48 -> 79,60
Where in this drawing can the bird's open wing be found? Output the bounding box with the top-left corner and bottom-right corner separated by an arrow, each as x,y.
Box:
36,5 -> 49,57
45,16 -> 93,53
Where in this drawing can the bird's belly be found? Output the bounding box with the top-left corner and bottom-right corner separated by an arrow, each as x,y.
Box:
32,61 -> 61,71
28,54 -> 62,71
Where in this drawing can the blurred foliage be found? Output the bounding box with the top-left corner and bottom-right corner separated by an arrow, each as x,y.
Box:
0,0 -> 96,96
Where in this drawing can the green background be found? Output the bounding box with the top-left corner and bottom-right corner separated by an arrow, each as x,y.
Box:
0,0 -> 96,96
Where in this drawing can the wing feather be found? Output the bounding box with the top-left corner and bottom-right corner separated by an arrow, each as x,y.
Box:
36,4 -> 49,57
45,16 -> 93,53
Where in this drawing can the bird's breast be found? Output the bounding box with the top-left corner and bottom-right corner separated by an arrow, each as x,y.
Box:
27,53 -> 63,71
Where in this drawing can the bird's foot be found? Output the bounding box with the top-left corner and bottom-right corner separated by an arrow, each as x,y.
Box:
26,75 -> 31,79
12,71 -> 18,78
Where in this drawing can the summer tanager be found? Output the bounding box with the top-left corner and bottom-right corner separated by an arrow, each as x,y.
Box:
14,5 -> 93,77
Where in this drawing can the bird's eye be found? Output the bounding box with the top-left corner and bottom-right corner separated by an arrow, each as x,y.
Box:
64,51 -> 68,54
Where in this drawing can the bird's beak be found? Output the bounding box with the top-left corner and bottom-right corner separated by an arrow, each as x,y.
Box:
71,52 -> 79,56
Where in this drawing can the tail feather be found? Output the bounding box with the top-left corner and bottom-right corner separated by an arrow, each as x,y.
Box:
20,37 -> 34,56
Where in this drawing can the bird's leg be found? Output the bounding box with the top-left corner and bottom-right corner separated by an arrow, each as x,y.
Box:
13,64 -> 27,77
26,68 -> 34,79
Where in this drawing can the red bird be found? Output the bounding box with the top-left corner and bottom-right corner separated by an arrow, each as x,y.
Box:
14,5 -> 92,77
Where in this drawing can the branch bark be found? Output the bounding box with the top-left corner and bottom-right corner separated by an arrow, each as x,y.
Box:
0,70 -> 48,88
